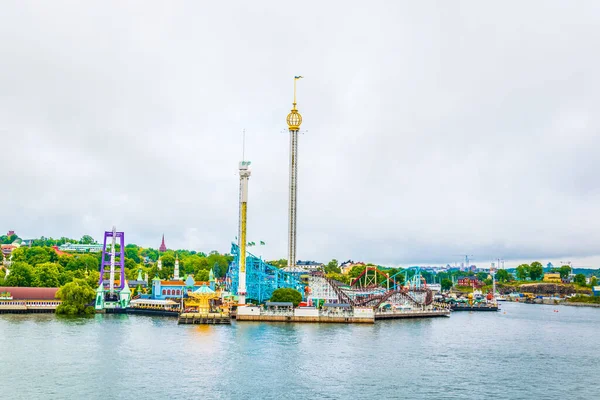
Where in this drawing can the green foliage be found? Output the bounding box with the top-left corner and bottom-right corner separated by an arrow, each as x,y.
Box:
441,278 -> 453,291
65,254 -> 99,272
574,273 -> 587,286
56,278 -> 95,315
125,247 -> 141,263
160,253 -> 175,268
1,233 -> 20,244
325,259 -> 340,274
267,259 -> 287,269
516,264 -> 530,281
559,265 -> 572,280
270,288 -> 303,307
325,272 -> 350,285
195,270 -> 210,281
32,262 -> 61,287
590,276 -> 598,287
11,246 -> 57,265
4,262 -> 34,286
185,255 -> 209,275
529,262 -> 544,281
206,251 -> 233,277
476,272 -> 488,281
496,269 -> 511,282
567,294 -> 600,304
79,235 -> 96,244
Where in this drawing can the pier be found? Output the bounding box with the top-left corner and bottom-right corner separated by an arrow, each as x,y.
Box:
0,300 -> 61,314
178,313 -> 231,325
375,309 -> 450,319
235,304 -> 375,323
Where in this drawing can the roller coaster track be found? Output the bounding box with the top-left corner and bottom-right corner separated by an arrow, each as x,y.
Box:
324,278 -> 433,309
325,277 -> 356,306
351,287 -> 433,308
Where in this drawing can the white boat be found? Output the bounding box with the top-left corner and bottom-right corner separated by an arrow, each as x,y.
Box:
495,295 -> 507,302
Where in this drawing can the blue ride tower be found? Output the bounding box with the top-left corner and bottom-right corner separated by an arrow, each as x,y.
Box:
227,243 -> 305,303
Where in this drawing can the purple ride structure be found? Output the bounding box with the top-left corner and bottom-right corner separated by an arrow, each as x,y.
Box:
98,226 -> 125,297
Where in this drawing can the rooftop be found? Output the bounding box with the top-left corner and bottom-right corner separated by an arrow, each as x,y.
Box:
0,286 -> 59,300
265,301 -> 294,307
323,303 -> 352,308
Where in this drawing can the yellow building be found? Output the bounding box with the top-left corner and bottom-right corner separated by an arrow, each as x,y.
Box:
543,273 -> 562,283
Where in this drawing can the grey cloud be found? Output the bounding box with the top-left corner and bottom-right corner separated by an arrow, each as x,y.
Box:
1,1 -> 600,269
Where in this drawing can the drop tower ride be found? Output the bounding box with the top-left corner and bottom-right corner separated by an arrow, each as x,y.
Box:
286,76 -> 303,268
237,159 -> 251,305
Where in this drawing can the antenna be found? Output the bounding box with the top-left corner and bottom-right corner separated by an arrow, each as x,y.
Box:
242,128 -> 246,161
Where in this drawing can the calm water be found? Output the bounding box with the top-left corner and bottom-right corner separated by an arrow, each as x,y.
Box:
1,302 -> 598,399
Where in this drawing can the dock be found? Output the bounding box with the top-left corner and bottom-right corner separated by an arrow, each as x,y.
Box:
105,307 -> 179,317
450,304 -> 499,311
0,300 -> 61,314
235,314 -> 374,323
178,312 -> 231,325
375,309 -> 450,319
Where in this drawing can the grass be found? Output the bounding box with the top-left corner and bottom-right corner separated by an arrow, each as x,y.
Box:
567,295 -> 600,304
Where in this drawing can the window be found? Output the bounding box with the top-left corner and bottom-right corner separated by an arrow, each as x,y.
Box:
167,290 -> 171,295
162,289 -> 166,295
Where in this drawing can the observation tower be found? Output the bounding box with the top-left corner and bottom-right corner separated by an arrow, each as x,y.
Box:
286,76 -> 303,268
237,159 -> 251,305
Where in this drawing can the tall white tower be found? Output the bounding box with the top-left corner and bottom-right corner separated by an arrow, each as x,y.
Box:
174,254 -> 180,280
286,76 -> 303,268
109,226 -> 117,295
238,160 -> 252,305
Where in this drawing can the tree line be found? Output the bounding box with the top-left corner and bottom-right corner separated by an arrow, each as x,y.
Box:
0,242 -> 234,288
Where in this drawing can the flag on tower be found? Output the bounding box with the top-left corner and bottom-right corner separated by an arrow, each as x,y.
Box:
294,76 -> 303,79
260,241 -> 266,245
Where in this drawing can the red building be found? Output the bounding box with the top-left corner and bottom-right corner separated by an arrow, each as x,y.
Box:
457,276 -> 482,288
0,286 -> 59,300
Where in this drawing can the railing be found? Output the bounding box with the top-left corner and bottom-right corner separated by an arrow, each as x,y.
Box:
325,277 -> 356,306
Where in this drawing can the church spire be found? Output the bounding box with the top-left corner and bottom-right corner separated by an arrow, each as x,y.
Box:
159,234 -> 167,252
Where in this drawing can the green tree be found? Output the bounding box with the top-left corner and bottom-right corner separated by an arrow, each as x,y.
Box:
325,259 -> 340,274
267,259 -> 287,269
496,269 -> 511,282
32,262 -> 61,287
476,272 -> 488,282
185,255 -> 209,275
79,235 -> 95,244
4,262 -> 34,287
590,276 -> 598,287
574,273 -> 586,286
516,264 -> 530,281
27,247 -> 55,265
59,270 -> 75,286
124,258 -> 136,271
270,288 -> 303,307
325,272 -> 350,285
441,278 -> 453,291
195,270 -> 210,281
529,261 -> 544,281
66,254 -> 98,272
55,278 -> 95,315
559,265 -> 572,280
161,253 -> 176,270
125,247 -> 140,264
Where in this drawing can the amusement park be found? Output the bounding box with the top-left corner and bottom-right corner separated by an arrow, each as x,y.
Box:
0,77 -> 499,321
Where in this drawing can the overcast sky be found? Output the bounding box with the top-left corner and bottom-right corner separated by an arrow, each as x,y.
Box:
1,1 -> 599,268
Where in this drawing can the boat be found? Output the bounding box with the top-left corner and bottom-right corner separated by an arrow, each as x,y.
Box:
495,295 -> 507,302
